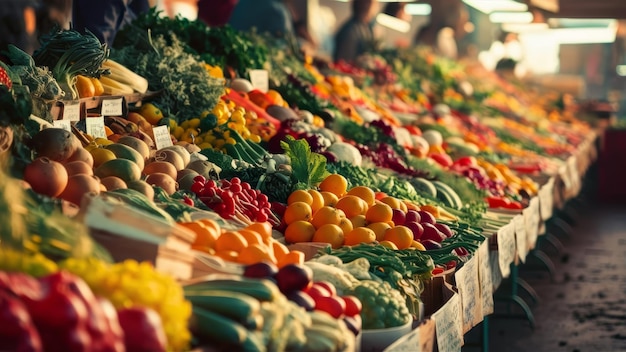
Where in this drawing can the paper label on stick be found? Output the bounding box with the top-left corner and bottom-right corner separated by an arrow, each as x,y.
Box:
101,98 -> 123,116
53,119 -> 72,132
153,125 -> 173,150
86,115 -> 107,139
62,101 -> 81,121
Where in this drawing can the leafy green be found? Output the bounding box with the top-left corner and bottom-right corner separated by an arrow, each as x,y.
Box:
109,31 -> 224,121
6,45 -> 64,100
32,27 -> 109,99
114,8 -> 268,78
280,135 -> 330,190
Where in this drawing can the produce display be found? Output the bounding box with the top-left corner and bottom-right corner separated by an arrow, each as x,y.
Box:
0,9 -> 596,352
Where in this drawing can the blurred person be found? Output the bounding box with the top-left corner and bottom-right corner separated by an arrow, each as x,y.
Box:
414,0 -> 469,60
380,1 -> 412,48
227,0 -> 294,38
197,0 -> 238,27
333,0 -> 380,64
37,0 -> 72,35
0,0 -> 38,55
72,0 -> 151,46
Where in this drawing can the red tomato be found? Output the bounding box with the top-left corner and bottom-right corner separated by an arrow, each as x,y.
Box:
304,284 -> 331,301
341,295 -> 363,317
429,153 -> 453,168
314,296 -> 346,319
454,156 -> 477,167
313,281 -> 337,297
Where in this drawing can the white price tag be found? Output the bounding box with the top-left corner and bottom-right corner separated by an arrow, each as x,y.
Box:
433,294 -> 463,352
454,257 -> 482,333
101,98 -> 124,116
62,101 -> 81,121
249,69 -> 269,93
53,119 -> 72,132
497,222 -> 515,278
477,241 -> 494,316
514,214 -> 528,263
539,177 -> 555,221
86,115 -> 107,139
152,125 -> 173,150
524,197 -> 540,249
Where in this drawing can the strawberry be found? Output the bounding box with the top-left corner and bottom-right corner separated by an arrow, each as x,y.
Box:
0,66 -> 12,90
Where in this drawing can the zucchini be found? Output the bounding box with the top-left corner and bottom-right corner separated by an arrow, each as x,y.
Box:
99,75 -> 134,95
411,178 -> 438,199
184,278 -> 279,302
432,181 -> 464,210
185,289 -> 261,323
190,306 -> 248,346
101,59 -> 149,93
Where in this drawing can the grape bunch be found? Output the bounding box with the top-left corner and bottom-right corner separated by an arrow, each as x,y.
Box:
190,176 -> 277,224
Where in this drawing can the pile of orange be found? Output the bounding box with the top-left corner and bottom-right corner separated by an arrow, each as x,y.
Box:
180,218 -> 305,268
282,174 -> 423,250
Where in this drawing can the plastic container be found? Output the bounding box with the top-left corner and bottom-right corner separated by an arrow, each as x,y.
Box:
360,319 -> 413,352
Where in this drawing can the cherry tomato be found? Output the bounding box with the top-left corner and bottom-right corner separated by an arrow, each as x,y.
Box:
313,281 -> 337,297
314,295 -> 346,319
304,285 -> 331,301
341,295 -> 362,317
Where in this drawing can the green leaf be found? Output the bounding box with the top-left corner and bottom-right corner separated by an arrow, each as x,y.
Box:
280,135 -> 330,189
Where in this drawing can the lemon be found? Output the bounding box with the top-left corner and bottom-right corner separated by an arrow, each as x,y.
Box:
89,147 -> 117,168
139,103 -> 164,125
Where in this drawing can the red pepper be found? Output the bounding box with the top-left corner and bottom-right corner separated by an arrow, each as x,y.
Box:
486,196 -> 523,210
2,271 -> 125,352
0,291 -> 42,352
117,307 -> 167,352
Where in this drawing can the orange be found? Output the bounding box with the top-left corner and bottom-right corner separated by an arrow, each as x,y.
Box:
277,250 -> 305,268
349,214 -> 367,229
238,229 -> 264,246
214,250 -> 239,263
375,191 -> 388,200
404,201 -> 420,211
383,226 -> 414,250
347,186 -> 376,207
284,220 -> 316,243
338,217 -> 354,236
367,221 -> 392,242
180,221 -> 219,248
191,245 -> 216,255
320,191 -> 339,207
379,240 -> 399,250
379,196 -> 402,210
214,231 -> 248,253
266,89 -> 285,107
344,227 -> 376,246
411,240 -> 426,251
270,239 -> 290,263
318,174 -> 348,197
89,148 -> 116,169
287,189 -> 314,205
365,203 -> 393,224
245,222 -> 274,243
283,201 -> 313,225
311,206 -> 343,229
336,195 -> 368,219
307,189 -> 325,213
312,224 -> 345,249
238,243 -> 275,265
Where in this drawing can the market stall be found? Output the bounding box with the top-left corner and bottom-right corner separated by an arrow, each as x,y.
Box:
0,7 -> 602,352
